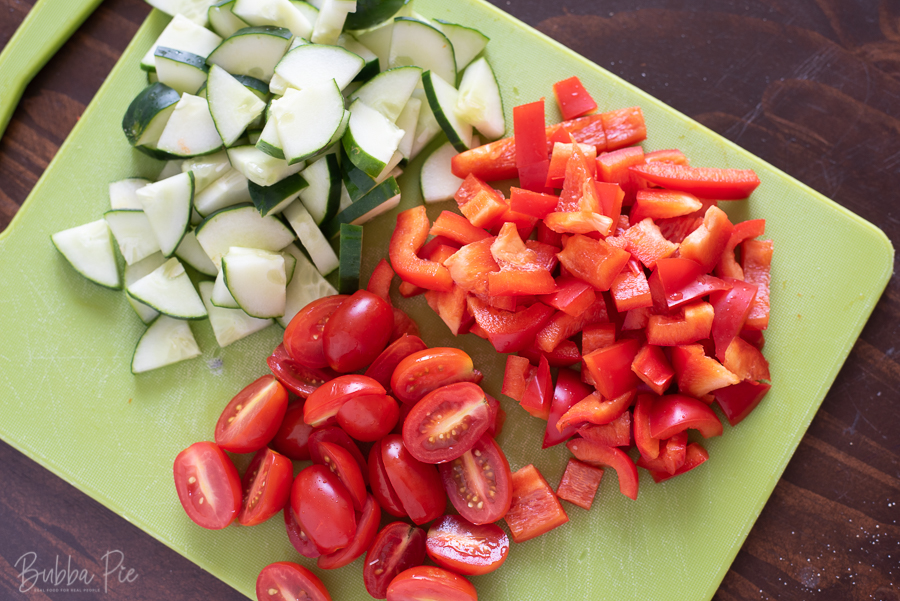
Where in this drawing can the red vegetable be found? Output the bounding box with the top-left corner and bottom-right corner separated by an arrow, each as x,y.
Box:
504,464 -> 569,543
556,458 -> 604,510
553,76 -> 598,120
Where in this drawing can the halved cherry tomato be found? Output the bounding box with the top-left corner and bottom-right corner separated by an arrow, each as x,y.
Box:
426,515 -> 510,576
267,344 -> 336,399
567,439 -> 639,500
386,566 -> 477,601
291,464 -> 357,554
543,367 -> 593,448
256,562 -> 331,601
214,375 -> 288,453
392,307 -> 421,340
391,348 -> 482,404
402,382 -> 491,464
504,464 -> 569,543
337,393 -> 400,442
238,448 -> 292,526
556,458 -> 604,510
283,504 -> 320,558
314,441 -> 367,511
318,494 -> 381,570
381,435 -> 447,525
304,374 -> 386,427
173,441 -> 241,530
439,435 -> 512,525
308,427 -> 369,486
323,290 -> 394,373
283,295 -> 347,369
271,401 -> 313,460
365,335 -> 429,390
648,394 -> 723,439
364,522 -> 427,599
368,443 -> 407,518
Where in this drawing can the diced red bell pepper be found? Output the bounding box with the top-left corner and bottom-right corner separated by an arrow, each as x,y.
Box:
622,218 -> 678,270
630,162 -> 761,200
487,223 -> 556,296
553,76 -> 598,121
510,187 -> 561,219
424,281 -> 471,336
537,220 -> 563,247
723,337 -> 771,382
518,160 -> 553,194
502,355 -> 533,403
582,338 -> 641,399
646,301 -> 715,346
636,431 -> 687,475
556,389 -> 634,432
526,240 -> 560,272
621,306 -> 651,331
610,268 -> 653,312
648,393 -> 723,439
467,296 -> 556,353
505,464 -> 569,543
656,214 -> 704,244
492,204 -> 540,241
630,189 -> 702,224
366,258 -> 394,304
670,344 -> 741,398
519,355 -> 553,420
631,344 -> 675,395
742,239 -> 773,330
535,296 -> 609,353
600,106 -> 647,150
582,322 -> 616,355
710,278 -> 759,362
519,339 -> 581,368
647,442 -> 709,483
429,210 -> 491,246
543,367 -> 593,449
643,148 -> 689,166
648,258 -> 732,314
595,181 -> 625,227
740,329 -> 766,350
633,393 -> 660,461
715,218 -> 765,279
556,458 -> 604,510
455,174 -> 508,228
577,411 -> 632,447
597,146 -> 645,200
398,281 -> 424,298
543,210 -> 613,236
481,293 -> 516,311
389,206 -> 453,292
546,143 -> 596,188
679,205 -> 735,273
443,238 -> 499,297
538,276 -> 596,317
566,439 -> 639,500
714,380 -> 772,426
514,99 -> 549,169
557,234 -> 631,291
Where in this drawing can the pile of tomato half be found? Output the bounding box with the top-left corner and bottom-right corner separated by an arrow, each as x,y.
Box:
171,76 -> 773,601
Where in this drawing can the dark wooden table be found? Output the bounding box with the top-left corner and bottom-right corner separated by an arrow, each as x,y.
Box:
1,1 -> 897,599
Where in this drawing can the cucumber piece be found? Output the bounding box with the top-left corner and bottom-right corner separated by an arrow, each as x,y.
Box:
182,149 -> 231,193
290,0 -> 319,27
122,82 -> 180,151
311,0 -> 357,45
195,204 -> 295,269
249,172 -> 308,216
211,268 -> 240,308
222,247 -> 286,318
422,70 -> 472,152
273,83 -> 346,165
409,87 -> 441,159
339,144 -> 377,202
141,14 -> 222,71
282,200 -> 340,275
157,160 -> 184,181
298,154 -> 341,225
174,229 -> 218,276
51,220 -> 121,290
144,0 -> 220,24
198,281 -> 273,347
349,65 -> 421,122
194,168 -> 252,216
389,17 -> 456,84
255,114 -> 285,159
337,34 -> 379,82
434,20 -> 489,72
154,47 -> 209,95
104,209 -> 161,265
456,56 -> 505,140
395,95 -> 420,159
248,129 -> 262,144
147,71 -> 159,84
227,144 -> 305,187
345,0 -> 406,30
109,178 -> 151,210
233,0 -> 313,38
278,243 -> 338,327
267,73 -> 293,97
156,94 -> 224,157
342,98 -> 405,178
207,64 -> 268,146
420,141 -> 463,203
233,74 -> 271,100
338,223 -> 363,294
282,251 -> 297,284
127,257 -> 207,319
136,171 -> 195,257
323,176 -> 400,238
208,0 -> 248,38
124,252 -> 167,323
207,26 -> 293,83
274,43 -> 365,92
131,315 -> 202,374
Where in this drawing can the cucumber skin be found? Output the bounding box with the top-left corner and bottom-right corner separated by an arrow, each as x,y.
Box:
338,223 -> 363,294
249,172 -> 309,216
422,70 -> 470,152
122,82 -> 181,147
344,0 -> 409,30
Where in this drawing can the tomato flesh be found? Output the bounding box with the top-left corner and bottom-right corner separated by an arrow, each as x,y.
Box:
364,522 -> 427,599
304,374 -> 386,427
267,344 -> 335,398
426,515 -> 510,576
308,427 -> 369,486
386,566 -> 477,601
214,375 -> 288,454
291,464 -> 357,554
283,505 -> 320,559
270,401 -> 313,460
402,382 -> 491,464
255,562 -> 332,601
314,441 -> 368,512
323,290 -> 394,372
238,448 -> 292,526
391,348 -> 481,405
318,494 -> 381,570
337,393 -> 400,442
173,441 -> 242,530
439,435 -> 512,525
381,435 -> 447,525
365,334 -> 429,389
283,295 -> 347,369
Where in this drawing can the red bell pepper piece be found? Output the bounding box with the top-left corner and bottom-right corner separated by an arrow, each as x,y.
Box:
581,322 -> 616,355
491,202 -> 540,241
443,238 -> 499,297
643,148 -> 690,166
597,146 -> 645,199
647,442 -> 709,483
518,159 -> 553,194
715,218 -> 765,279
487,222 -> 556,296
546,142 -> 596,188
621,307 -> 651,331
636,431 -> 687,475
622,218 -> 678,270
557,234 -> 631,292
389,206 -> 453,292
710,278 -> 759,362
631,344 -> 675,395
577,411 -> 632,447
514,99 -> 549,169
582,338 -> 641,400
670,344 -> 740,398
424,267 -> 471,337
535,296 -> 609,353
519,339 -> 581,368
543,367 -> 592,449
552,76 -> 598,120
630,162 -> 761,200
601,106 -> 647,149
595,181 -> 625,227
742,239 -> 773,330
366,258 -> 395,304
656,214 -> 703,244
519,355 -> 553,420
466,296 -> 555,353
538,276 -> 596,317
648,258 -> 732,314
633,393 -> 660,460
536,220 -> 563,247
714,380 -> 772,426
679,205 -> 735,273
740,329 -> 765,350
505,465 -> 569,543
610,268 -> 653,312
454,174 -> 508,228
398,281 -> 424,298
502,355 -> 533,403
429,210 -> 491,246
630,189 -> 702,224
646,301 -> 715,346
566,439 -> 639,500
510,187 -> 561,219
648,393 -> 723,439
556,458 -> 604,510
556,389 -> 634,432
723,337 -> 771,382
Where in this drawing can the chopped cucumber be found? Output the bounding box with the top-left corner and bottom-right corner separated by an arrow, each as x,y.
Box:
298,153 -> 341,225
207,26 -> 293,83
273,83 -> 346,165
198,281 -> 273,347
195,204 -> 295,269
389,17 -> 456,84
182,149 -> 231,193
136,171 -> 195,257
349,65 -> 420,122
338,223 -> 363,293
109,178 -> 151,210
126,257 -> 207,319
395,95 -> 421,159
290,0 -> 320,27
233,0 -> 313,38
279,243 -> 338,327
104,209 -> 161,265
157,160 -> 184,181
282,200 -> 340,274
456,56 -> 505,140
311,0 -> 357,44
434,20 -> 488,72
249,172 -> 308,216
154,47 -> 209,95
194,168 -> 252,216
131,315 -> 202,374
222,247 -> 287,318
274,43 -> 365,91
211,268 -> 240,307
344,0 -> 407,30
409,87 -> 441,159
51,220 -> 121,290
122,82 -> 180,154
423,70 -> 473,152
207,64 -> 268,146
174,229 -> 218,276
141,14 -> 222,71
342,98 -> 405,178
323,175 -> 400,238
337,34 -> 379,82
156,94 -> 224,157
208,0 -> 249,38
124,252 -> 167,323
227,144 -> 305,187
420,141 -> 463,203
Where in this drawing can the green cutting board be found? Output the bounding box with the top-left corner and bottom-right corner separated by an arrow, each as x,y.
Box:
0,2 -> 893,600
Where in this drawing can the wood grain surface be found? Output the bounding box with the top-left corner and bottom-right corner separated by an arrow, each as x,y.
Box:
1,1 -> 897,599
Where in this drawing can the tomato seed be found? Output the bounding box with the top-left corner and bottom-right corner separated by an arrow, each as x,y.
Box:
188,477 -> 196,484
268,588 -> 277,595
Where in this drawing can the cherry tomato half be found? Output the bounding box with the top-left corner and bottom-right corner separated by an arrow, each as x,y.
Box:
309,426 -> 369,486
439,435 -> 512,525
283,295 -> 347,369
314,441 -> 367,511
391,348 -> 482,404
256,561 -> 332,601
368,443 -> 407,518
291,464 -> 357,554
304,374 -> 386,427
214,375 -> 288,453
386,566 -> 477,601
267,344 -> 336,398
381,435 -> 447,525
364,522 -> 427,599
173,441 -> 241,530
426,514 -> 509,576
323,290 -> 394,373
283,505 -> 320,558
365,334 -> 429,389
337,393 -> 400,442
271,401 -> 314,460
238,448 -> 292,526
318,494 -> 381,570
402,382 -> 492,464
